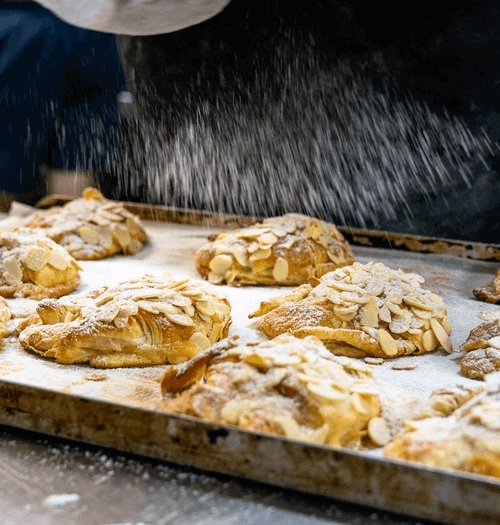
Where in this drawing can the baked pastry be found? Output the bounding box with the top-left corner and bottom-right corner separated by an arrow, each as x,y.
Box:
161,334 -> 387,448
385,389 -> 500,478
459,320 -> 500,380
195,213 -> 355,286
251,261 -> 452,358
17,274 -> 231,368
473,269 -> 500,304
0,297 -> 11,338
25,187 -> 147,260
0,229 -> 80,299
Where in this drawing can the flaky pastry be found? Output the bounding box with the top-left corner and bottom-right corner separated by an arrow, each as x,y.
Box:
195,213 -> 355,286
0,229 -> 80,299
459,320 -> 500,380
473,269 -> 500,304
17,274 -> 231,368
0,297 -> 10,338
385,389 -> 500,478
25,187 -> 147,260
161,334 -> 387,448
251,261 -> 452,358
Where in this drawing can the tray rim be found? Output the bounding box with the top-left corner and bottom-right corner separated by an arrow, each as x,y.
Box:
1,377 -> 500,525
35,194 -> 500,262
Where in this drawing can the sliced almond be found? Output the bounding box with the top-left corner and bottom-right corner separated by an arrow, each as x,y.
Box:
182,304 -> 195,317
402,296 -> 434,311
329,281 -> 365,294
64,311 -> 76,323
239,227 -> 269,239
411,307 -> 433,320
283,220 -> 297,234
83,187 -> 104,200
196,301 -> 215,317
377,329 -> 398,357
47,249 -> 69,270
23,245 -> 50,272
272,257 -> 289,283
111,224 -> 132,249
189,331 -> 211,350
391,361 -> 416,371
99,229 -> 114,250
386,302 -> 404,317
249,248 -> 272,262
327,251 -> 345,265
306,382 -> 346,402
441,315 -> 452,335
136,301 -> 160,314
268,352 -> 302,366
334,304 -> 358,322
233,245 -> 249,267
220,400 -> 243,425
2,256 -> 22,286
488,336 -> 500,350
303,219 -> 322,240
244,353 -> 272,370
247,241 -> 260,254
169,294 -> 192,308
273,415 -> 301,439
100,210 -> 123,222
364,357 -> 384,365
208,272 -> 224,285
360,298 -> 379,328
166,312 -> 195,327
378,305 -> 392,324
224,270 -> 237,284
422,329 -> 438,352
153,303 -> 181,316
79,226 -> 100,245
272,227 -> 288,238
258,232 -> 278,248
280,238 -> 296,250
367,417 -> 391,446
352,392 -> 372,415
389,315 -> 410,334
208,254 -> 233,275
430,318 -> 453,353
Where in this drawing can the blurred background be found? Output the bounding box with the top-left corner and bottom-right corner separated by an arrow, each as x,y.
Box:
3,0 -> 500,242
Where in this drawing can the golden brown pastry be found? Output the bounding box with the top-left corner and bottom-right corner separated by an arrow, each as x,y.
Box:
195,213 -> 355,286
473,269 -> 500,304
0,229 -> 80,299
385,389 -> 500,478
251,261 -> 452,358
25,187 -> 147,260
161,334 -> 387,448
18,274 -> 231,368
0,297 -> 11,338
459,320 -> 500,380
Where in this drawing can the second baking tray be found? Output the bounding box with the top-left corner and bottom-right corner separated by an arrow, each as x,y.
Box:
1,199 -> 500,524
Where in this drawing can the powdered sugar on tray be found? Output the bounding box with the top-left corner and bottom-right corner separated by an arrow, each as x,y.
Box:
0,219 -> 499,457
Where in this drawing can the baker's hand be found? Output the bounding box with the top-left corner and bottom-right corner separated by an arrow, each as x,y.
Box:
33,0 -> 232,35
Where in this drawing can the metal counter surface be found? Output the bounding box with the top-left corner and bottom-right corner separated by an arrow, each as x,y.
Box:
0,424 -> 437,525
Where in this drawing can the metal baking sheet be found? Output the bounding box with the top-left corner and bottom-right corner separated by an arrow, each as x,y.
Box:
1,201 -> 500,524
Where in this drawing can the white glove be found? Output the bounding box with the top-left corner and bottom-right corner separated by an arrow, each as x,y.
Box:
34,0 -> 232,35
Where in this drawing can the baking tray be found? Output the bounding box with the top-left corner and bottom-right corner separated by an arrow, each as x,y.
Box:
1,197 -> 500,525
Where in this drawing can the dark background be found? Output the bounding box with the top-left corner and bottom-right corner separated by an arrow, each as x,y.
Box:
110,0 -> 500,243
